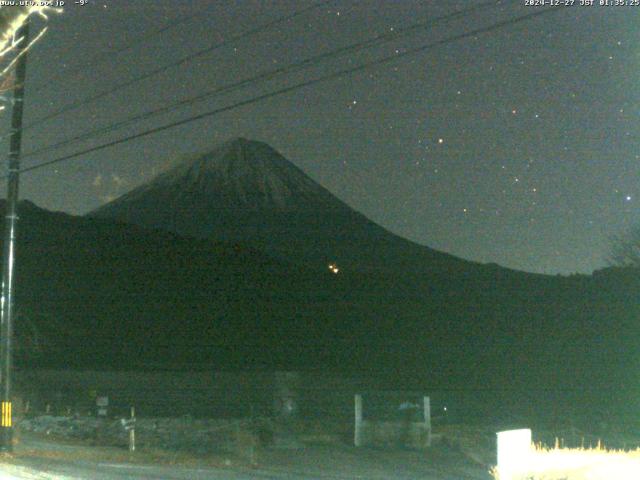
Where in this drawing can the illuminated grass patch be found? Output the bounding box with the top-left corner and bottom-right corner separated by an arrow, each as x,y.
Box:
493,442 -> 640,480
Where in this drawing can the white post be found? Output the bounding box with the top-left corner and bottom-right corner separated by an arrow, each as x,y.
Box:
129,406 -> 136,452
496,429 -> 532,479
354,394 -> 363,447
423,396 -> 431,447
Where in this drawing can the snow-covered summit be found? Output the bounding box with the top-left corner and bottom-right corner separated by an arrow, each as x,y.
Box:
104,137 -> 343,213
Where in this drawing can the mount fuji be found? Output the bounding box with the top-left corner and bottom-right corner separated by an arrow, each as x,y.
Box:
91,137 -> 479,275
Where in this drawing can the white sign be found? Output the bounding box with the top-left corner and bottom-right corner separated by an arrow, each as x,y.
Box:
496,428 -> 532,479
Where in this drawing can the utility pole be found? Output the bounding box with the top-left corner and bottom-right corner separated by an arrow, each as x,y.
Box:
0,20 -> 30,452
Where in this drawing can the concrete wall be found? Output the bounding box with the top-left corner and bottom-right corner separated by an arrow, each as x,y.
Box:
354,394 -> 431,449
358,420 -> 431,449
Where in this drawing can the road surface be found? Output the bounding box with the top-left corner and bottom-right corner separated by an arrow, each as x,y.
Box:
0,434 -> 493,479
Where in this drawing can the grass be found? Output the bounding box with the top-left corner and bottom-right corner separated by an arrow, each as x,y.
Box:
491,443 -> 640,480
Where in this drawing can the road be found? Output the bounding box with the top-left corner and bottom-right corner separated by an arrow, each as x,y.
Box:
0,461 -> 274,479
0,434 -> 493,479
0,461 -> 491,480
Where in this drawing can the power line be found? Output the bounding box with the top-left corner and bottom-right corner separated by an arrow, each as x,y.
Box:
16,0 -> 332,134
16,6 -> 568,176
10,6 -> 569,179
21,0 -> 501,160
28,3 -> 213,95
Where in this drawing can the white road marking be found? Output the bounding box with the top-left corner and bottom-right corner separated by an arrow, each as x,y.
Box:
97,463 -> 154,469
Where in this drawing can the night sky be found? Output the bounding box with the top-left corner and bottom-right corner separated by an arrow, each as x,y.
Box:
1,1 -> 638,275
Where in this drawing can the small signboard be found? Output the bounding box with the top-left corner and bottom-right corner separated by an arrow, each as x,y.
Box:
96,396 -> 109,417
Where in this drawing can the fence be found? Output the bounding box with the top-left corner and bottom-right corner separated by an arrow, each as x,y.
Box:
14,369 -> 392,421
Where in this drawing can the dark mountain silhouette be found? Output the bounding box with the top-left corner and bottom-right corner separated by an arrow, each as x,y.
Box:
0,138 -> 636,420
90,138 -> 475,275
